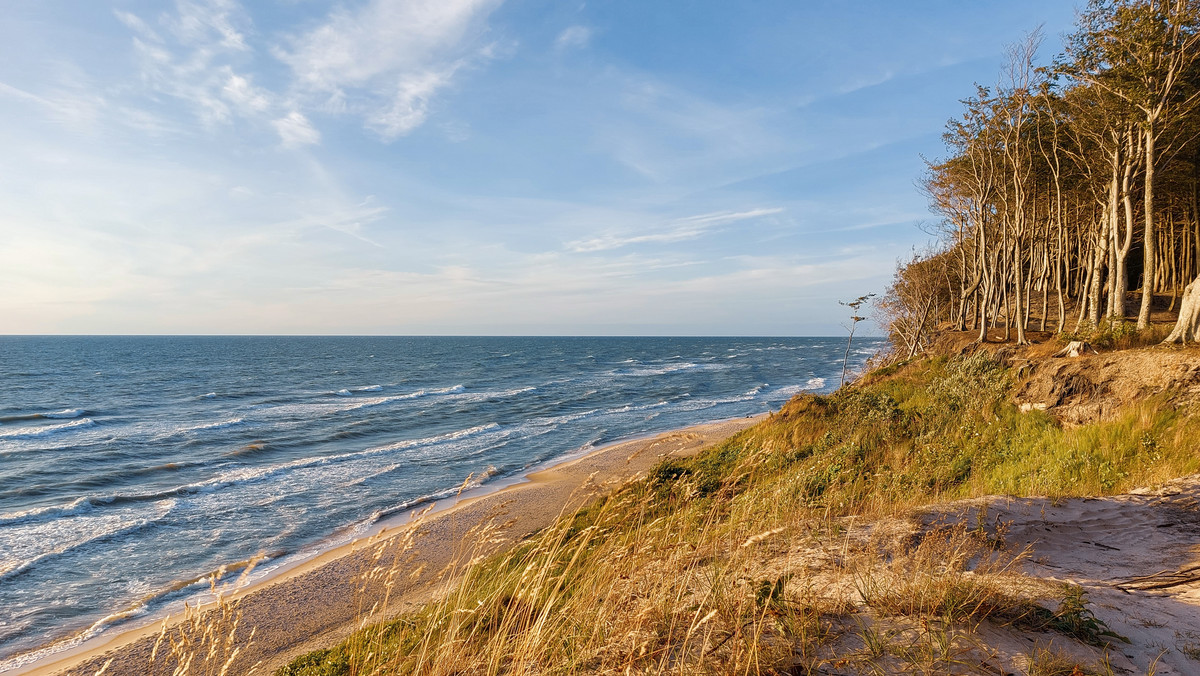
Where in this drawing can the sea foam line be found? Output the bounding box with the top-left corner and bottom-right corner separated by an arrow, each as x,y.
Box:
0,418 -> 96,440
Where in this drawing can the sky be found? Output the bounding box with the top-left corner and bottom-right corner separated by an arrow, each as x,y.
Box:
0,0 -> 1080,336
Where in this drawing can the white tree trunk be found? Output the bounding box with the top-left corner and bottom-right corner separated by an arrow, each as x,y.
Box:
1163,273 -> 1200,344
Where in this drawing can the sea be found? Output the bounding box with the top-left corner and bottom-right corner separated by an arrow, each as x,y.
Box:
0,336 -> 884,668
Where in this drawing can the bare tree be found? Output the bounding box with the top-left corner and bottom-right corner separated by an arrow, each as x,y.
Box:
839,293 -> 876,387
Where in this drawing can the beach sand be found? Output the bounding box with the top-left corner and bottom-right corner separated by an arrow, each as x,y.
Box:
17,415 -> 763,676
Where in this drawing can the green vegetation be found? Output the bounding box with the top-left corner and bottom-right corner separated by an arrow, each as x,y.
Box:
265,352 -> 1198,675
1058,320 -> 1170,351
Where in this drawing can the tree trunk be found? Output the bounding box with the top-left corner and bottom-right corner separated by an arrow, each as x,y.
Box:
1138,124 -> 1156,328
1113,143 -> 1134,319
1163,273 -> 1200,344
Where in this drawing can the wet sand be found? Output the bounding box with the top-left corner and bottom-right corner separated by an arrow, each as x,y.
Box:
19,415 -> 763,676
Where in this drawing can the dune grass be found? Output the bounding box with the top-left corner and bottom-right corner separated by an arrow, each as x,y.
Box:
166,350 -> 1199,675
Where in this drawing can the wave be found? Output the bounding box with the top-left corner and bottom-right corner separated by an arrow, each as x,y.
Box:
770,378 -> 828,398
151,417 -> 248,441
0,408 -> 87,423
368,423 -> 502,453
340,387 -> 459,411
0,496 -> 95,527
530,409 -> 600,426
672,391 -> 759,412
223,442 -> 269,459
607,400 -> 669,414
624,363 -> 699,377
190,418 -> 245,432
44,408 -> 86,419
200,392 -> 217,399
0,418 -> 96,441
369,464 -> 502,523
0,548 -> 278,673
257,384 -> 466,418
334,389 -> 353,397
20,422 -> 509,520
452,386 -> 536,403
0,500 -> 174,581
354,385 -> 383,392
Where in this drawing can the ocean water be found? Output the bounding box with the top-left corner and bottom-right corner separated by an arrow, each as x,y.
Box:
0,336 -> 883,666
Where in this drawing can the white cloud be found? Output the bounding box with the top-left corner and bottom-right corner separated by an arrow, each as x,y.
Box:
367,64 -> 461,138
222,73 -> 270,113
273,111 -> 321,148
568,208 -> 783,253
0,80 -> 105,131
113,10 -> 161,43
555,25 -> 591,51
277,0 -> 504,140
118,1 -> 271,131
167,0 -> 250,51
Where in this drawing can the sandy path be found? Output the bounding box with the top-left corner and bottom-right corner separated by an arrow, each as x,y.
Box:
923,475 -> 1200,675
17,416 -> 761,676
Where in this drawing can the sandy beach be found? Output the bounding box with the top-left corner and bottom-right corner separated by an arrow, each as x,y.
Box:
14,415 -> 763,676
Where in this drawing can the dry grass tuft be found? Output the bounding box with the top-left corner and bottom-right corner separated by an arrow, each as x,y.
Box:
149,562 -> 263,676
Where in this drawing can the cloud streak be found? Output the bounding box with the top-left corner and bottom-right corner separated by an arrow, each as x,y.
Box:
567,208 -> 783,253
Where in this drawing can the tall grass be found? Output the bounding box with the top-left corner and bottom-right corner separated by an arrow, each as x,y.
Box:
260,351 -> 1199,674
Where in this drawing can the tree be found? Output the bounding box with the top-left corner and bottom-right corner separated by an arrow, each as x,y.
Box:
878,248 -> 956,358
1163,270 -> 1200,341
1064,0 -> 1200,328
839,293 -> 876,388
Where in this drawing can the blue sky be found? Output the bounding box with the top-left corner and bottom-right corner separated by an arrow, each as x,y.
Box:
0,0 -> 1078,335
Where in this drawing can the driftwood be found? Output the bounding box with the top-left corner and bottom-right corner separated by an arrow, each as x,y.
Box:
1163,273 -> 1200,344
1053,341 -> 1098,358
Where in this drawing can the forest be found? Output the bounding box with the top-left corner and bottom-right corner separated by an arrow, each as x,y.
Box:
884,0 -> 1200,352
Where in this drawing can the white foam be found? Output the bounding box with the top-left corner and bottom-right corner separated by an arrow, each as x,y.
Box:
452,385 -> 536,403
43,408 -> 85,419
607,400 -> 669,414
625,363 -> 699,377
257,384 -> 466,419
334,389 -> 353,397
201,392 -> 217,399
189,417 -> 245,432
368,423 -> 502,453
0,496 -> 94,527
771,379 -> 827,398
672,391 -> 758,412
143,422 -> 507,503
0,594 -> 153,673
532,409 -> 600,426
354,385 -> 383,392
0,500 -> 174,580
0,418 -> 95,440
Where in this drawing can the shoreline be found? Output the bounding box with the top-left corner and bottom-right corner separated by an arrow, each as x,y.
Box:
10,413 -> 766,676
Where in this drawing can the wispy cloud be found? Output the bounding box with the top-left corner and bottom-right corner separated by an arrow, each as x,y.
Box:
273,111 -> 321,148
277,0 -> 504,140
120,0 -> 267,129
567,208 -> 783,253
555,25 -> 591,51
0,80 -> 106,130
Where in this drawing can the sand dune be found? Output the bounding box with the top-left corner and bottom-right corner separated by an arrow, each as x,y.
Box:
923,475 -> 1200,675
